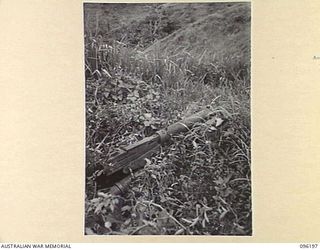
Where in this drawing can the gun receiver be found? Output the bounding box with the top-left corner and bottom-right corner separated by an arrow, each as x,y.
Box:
105,134 -> 161,176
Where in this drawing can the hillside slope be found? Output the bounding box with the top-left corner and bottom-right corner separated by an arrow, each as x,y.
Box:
84,3 -> 248,51
145,4 -> 250,68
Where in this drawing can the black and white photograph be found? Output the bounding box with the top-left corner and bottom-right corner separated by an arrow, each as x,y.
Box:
84,2 -> 251,235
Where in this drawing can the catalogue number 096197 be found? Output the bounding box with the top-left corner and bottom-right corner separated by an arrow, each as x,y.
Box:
300,244 -> 318,249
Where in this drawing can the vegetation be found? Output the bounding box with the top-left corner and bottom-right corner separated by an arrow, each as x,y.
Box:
84,3 -> 251,235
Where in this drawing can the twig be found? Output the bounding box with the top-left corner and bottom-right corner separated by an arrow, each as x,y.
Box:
94,84 -> 100,106
95,122 -> 126,152
95,133 -> 109,151
129,224 -> 149,235
140,201 -> 187,231
93,181 -> 97,198
229,178 -> 250,184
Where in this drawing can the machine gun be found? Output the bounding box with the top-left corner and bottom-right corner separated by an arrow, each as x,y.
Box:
95,108 -> 224,195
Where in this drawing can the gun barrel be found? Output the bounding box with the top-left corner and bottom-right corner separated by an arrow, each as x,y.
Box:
157,109 -> 213,143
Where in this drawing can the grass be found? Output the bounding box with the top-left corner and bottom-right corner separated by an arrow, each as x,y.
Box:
84,3 -> 251,235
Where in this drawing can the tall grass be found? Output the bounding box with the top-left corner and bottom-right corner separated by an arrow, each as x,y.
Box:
85,36 -> 249,98
85,34 -> 251,235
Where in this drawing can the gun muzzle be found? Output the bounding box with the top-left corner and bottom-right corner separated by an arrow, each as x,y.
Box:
109,175 -> 132,196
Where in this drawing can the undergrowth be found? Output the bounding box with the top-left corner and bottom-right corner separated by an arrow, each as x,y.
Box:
84,3 -> 251,236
